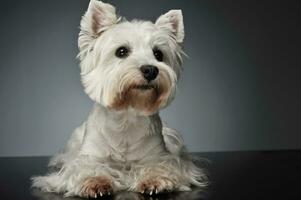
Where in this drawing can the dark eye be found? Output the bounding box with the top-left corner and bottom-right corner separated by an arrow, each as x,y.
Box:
153,48 -> 164,62
115,46 -> 129,58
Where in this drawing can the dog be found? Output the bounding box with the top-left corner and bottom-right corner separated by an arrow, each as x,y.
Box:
32,0 -> 207,198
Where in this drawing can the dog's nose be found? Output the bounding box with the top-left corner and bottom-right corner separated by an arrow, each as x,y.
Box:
140,65 -> 159,81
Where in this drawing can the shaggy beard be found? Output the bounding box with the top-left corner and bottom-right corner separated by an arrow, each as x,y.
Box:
109,72 -> 172,115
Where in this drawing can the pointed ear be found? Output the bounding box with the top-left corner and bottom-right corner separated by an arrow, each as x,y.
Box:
155,10 -> 184,43
78,0 -> 117,53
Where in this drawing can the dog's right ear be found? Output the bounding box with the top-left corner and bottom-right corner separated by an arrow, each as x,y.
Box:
78,0 -> 117,57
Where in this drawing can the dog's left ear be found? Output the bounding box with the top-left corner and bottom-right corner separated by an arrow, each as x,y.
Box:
155,10 -> 184,43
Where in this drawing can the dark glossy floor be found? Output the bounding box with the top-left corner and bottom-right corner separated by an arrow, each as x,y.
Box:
0,151 -> 300,200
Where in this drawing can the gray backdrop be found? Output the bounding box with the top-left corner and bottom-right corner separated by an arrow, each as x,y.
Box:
0,0 -> 300,156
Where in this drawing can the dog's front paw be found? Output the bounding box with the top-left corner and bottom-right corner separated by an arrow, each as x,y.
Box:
81,176 -> 113,198
136,176 -> 175,195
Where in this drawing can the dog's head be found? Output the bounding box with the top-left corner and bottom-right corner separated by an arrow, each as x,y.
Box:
78,0 -> 185,116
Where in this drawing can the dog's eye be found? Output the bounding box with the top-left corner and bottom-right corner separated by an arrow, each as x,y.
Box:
153,48 -> 163,62
115,46 -> 129,58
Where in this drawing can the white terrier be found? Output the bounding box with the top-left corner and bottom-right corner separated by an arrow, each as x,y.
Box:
32,0 -> 207,198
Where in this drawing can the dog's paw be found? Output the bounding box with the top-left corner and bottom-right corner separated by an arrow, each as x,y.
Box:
137,176 -> 175,195
80,176 -> 113,198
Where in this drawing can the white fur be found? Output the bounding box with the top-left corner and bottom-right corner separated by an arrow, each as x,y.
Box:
32,0 -> 207,197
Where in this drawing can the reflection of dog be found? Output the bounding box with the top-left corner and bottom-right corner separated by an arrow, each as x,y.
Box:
32,0 -> 207,198
31,188 -> 207,200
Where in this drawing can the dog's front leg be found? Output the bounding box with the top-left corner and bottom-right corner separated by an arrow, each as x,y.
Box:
135,174 -> 176,195
80,175 -> 113,198
130,154 -> 207,195
32,155 -> 121,198
72,156 -> 124,198
130,159 -> 184,195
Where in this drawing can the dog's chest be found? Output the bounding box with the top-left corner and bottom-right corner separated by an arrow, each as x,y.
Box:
103,120 -> 164,161
80,106 -> 165,161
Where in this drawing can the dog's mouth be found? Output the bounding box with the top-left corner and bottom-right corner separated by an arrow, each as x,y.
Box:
132,84 -> 157,91
110,81 -> 168,114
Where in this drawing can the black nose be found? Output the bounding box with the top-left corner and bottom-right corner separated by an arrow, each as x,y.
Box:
140,65 -> 159,81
